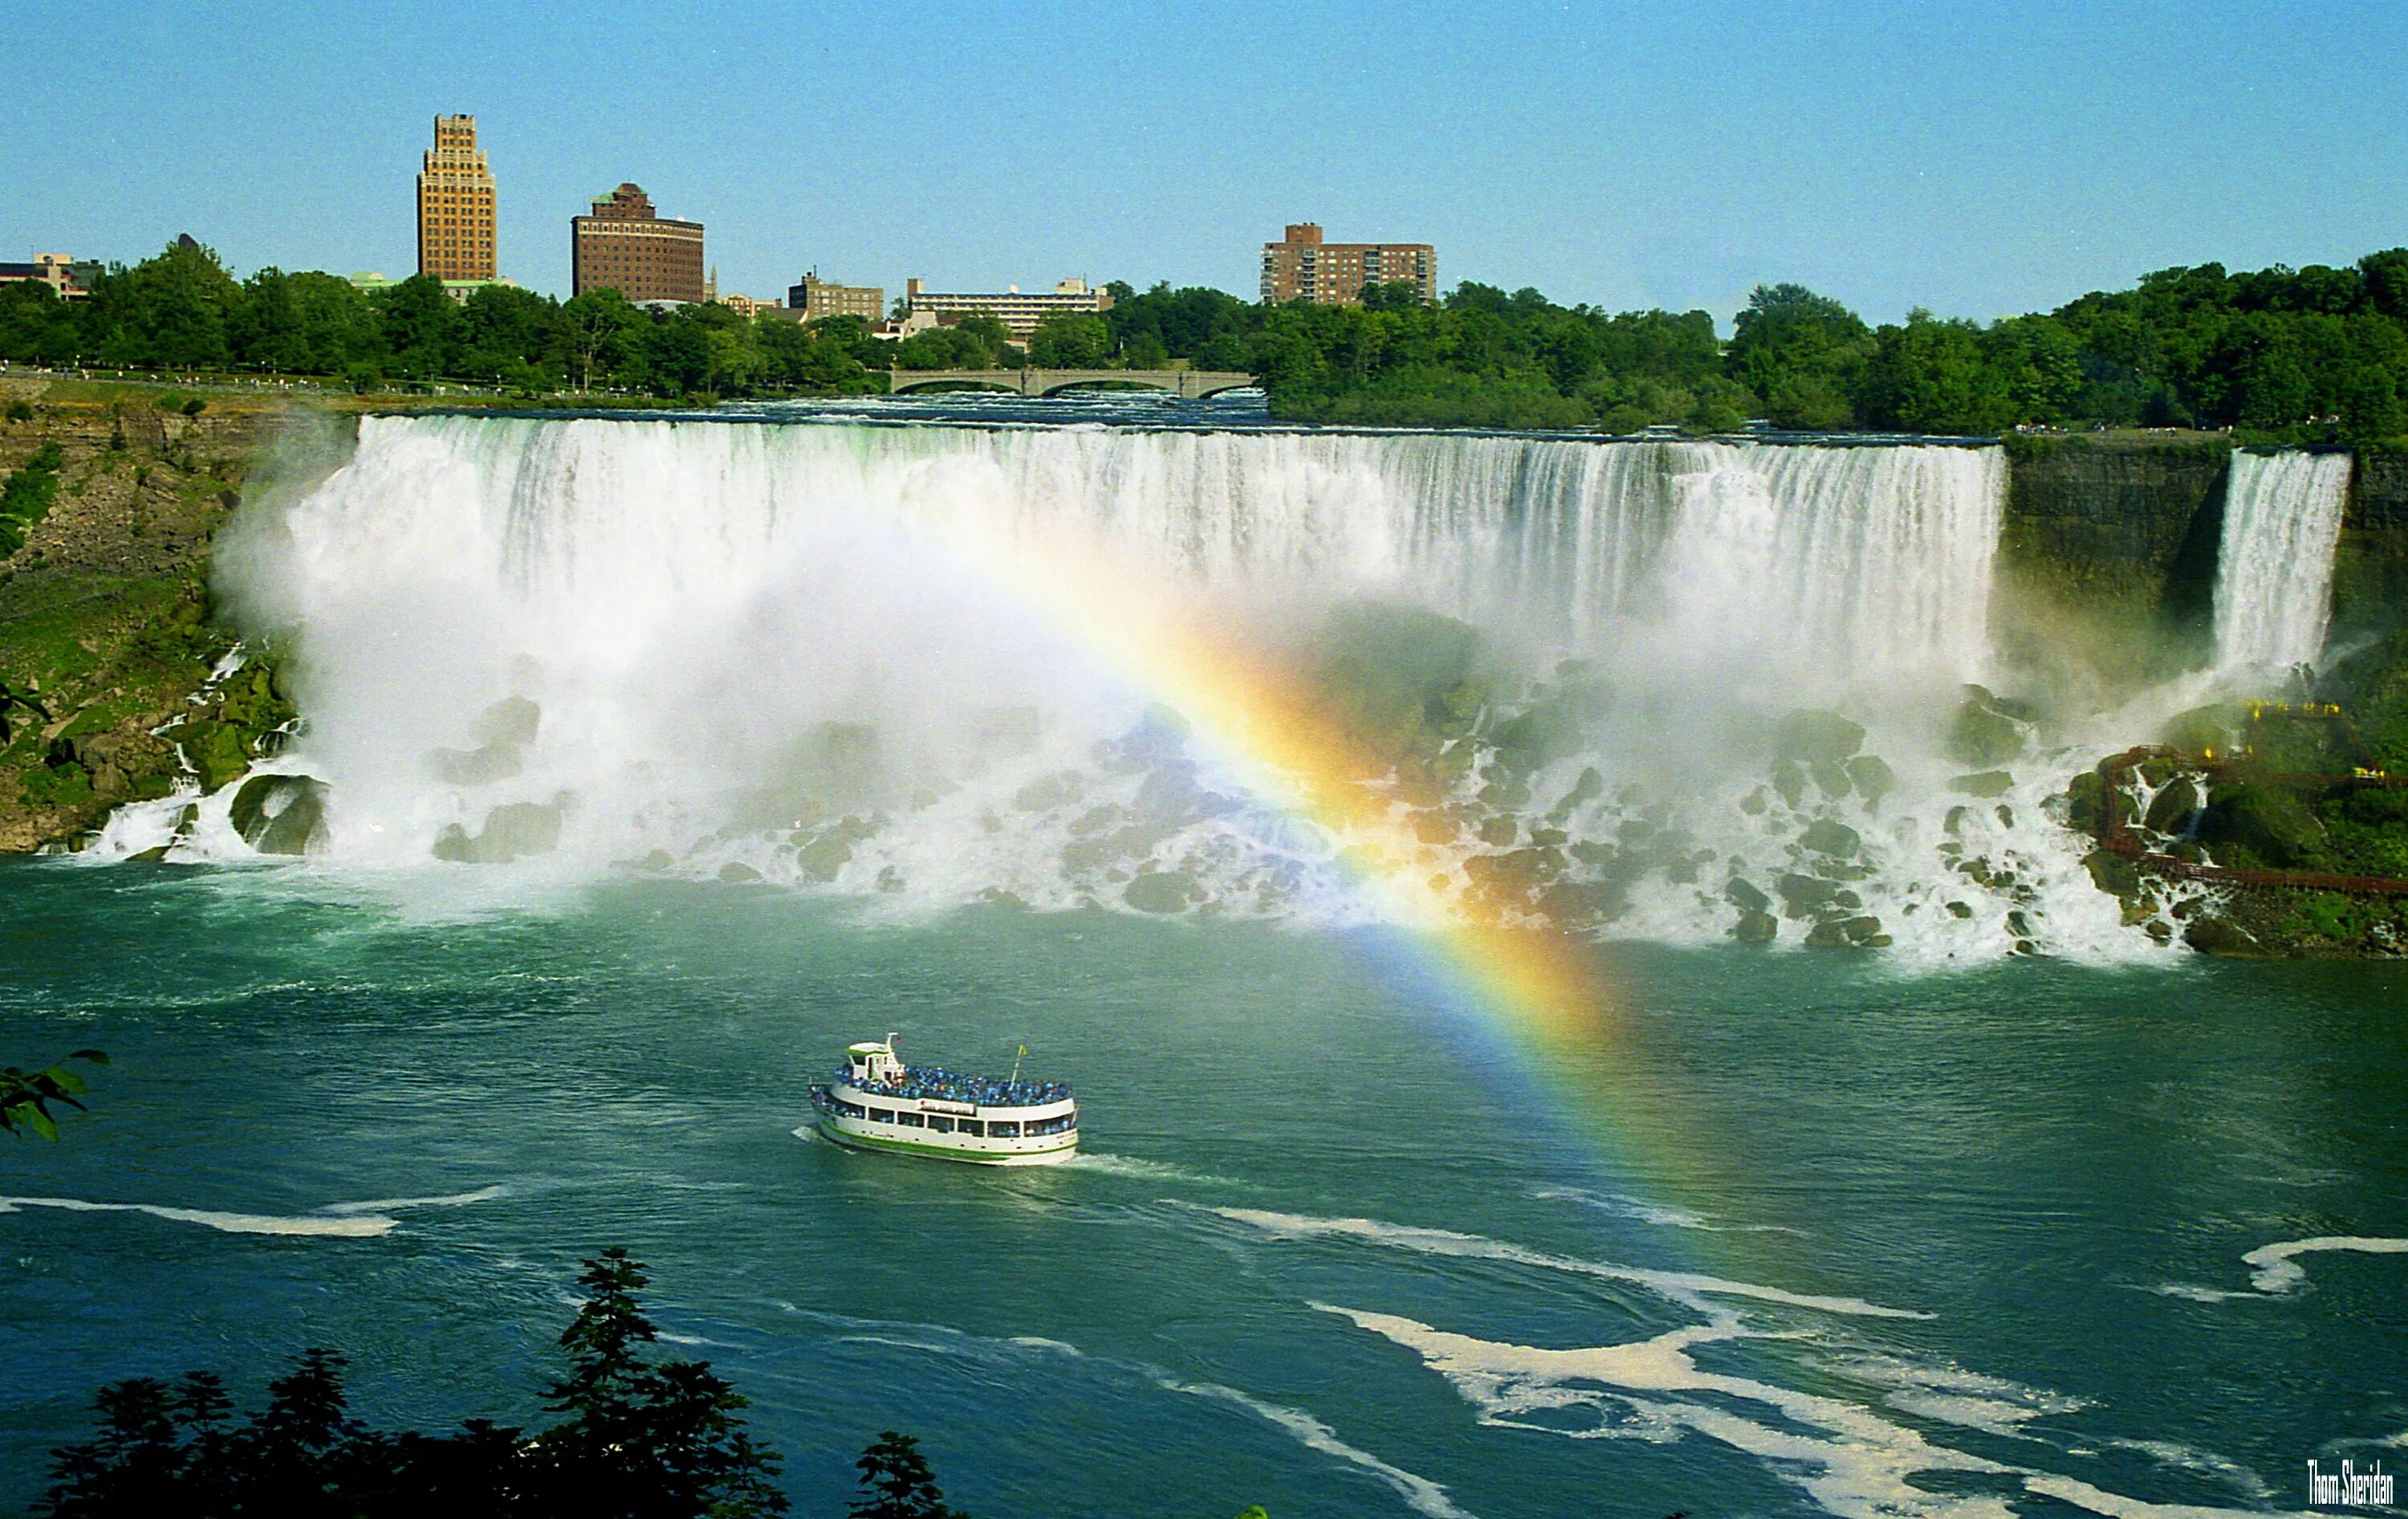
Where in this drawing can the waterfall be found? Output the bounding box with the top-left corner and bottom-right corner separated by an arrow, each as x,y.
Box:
2211,450 -> 2352,678
104,413 -> 2132,958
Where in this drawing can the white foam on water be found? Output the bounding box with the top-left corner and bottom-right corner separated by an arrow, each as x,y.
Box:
0,1195 -> 394,1237
2105,1440 -> 2276,1504
2239,1235 -> 2408,1294
1530,1183 -> 1804,1235
1159,1374 -> 1482,1519
1208,1206 -> 1924,1318
2021,1474 -> 2308,1519
323,1185 -> 508,1215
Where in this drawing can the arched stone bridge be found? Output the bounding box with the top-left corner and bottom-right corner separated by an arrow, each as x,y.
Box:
887,368 -> 1259,400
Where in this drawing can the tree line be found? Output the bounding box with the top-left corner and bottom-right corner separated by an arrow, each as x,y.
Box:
8,238 -> 2407,438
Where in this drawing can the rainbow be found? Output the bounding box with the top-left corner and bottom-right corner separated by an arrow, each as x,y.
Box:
943,518 -> 1741,1219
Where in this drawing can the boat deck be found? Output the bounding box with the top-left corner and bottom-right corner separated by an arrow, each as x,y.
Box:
836,1062 -> 1070,1111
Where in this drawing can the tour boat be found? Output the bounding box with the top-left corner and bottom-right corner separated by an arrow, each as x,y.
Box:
807,1036 -> 1078,1166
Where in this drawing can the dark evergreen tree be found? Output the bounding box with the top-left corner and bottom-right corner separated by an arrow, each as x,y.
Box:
848,1431 -> 966,1519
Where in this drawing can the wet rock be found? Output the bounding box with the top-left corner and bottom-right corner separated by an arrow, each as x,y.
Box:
1943,804 -> 1969,837
1732,910 -> 1779,943
1725,876 -> 1771,915
1548,767 -> 1604,821
1124,869 -> 1197,914
1477,816 -> 1518,846
1776,873 -> 1839,916
2198,782 -> 2328,869
1538,878 -> 1628,925
1945,900 -> 1974,918
1947,694 -> 2024,768
229,773 -> 328,856
2142,776 -> 2203,835
1013,771 -> 1084,812
1772,709 -> 1865,766
1950,770 -> 2014,798
1807,914 -> 1888,949
476,695 -> 542,748
2064,771 -> 2107,834
2082,849 -> 2141,898
1799,819 -> 1861,858
1770,761 -> 1806,810
1845,755 -> 1898,804
128,844 -> 172,863
2183,916 -> 2263,957
433,798 -> 563,864
718,861 -> 763,883
1739,786 -> 1770,817
2159,703 -> 2242,757
1811,759 -> 1853,798
977,886 -> 1030,911
430,743 -> 523,785
1411,810 -> 1459,845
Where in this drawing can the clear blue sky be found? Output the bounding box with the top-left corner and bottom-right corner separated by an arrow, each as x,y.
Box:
5,0 -> 2402,325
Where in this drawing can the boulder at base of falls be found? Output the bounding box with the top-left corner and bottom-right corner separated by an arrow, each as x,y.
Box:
1771,709 -> 1865,767
2142,776 -> 2204,835
1951,770 -> 2015,798
2197,782 -> 2329,870
1123,869 -> 1198,914
474,695 -> 541,747
433,800 -> 564,864
2082,848 -> 2142,899
1731,910 -> 1779,943
1725,876 -> 1771,914
1775,873 -> 1840,916
1798,819 -> 1861,858
1947,691 -> 2026,768
718,861 -> 764,883
2063,770 -> 2107,834
1845,755 -> 1897,804
1804,914 -> 1889,949
2183,916 -> 2264,957
228,774 -> 329,856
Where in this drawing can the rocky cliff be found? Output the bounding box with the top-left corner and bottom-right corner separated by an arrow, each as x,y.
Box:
0,382 -> 344,851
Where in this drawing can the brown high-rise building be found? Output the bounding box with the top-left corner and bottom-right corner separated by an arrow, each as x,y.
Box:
572,184 -> 706,304
1259,222 -> 1435,307
417,116 -> 497,283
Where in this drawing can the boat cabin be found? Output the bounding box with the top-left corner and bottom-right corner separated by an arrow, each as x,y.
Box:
845,1038 -> 906,1086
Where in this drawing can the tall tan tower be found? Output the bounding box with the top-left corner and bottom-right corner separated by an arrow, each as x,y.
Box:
417,115 -> 497,282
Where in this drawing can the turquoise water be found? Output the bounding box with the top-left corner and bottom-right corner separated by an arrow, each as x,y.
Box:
1,859 -> 2402,1517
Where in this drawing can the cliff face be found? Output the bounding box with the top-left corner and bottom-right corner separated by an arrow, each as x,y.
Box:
2341,450 -> 2408,633
0,386 -> 342,852
1991,437 -> 2234,686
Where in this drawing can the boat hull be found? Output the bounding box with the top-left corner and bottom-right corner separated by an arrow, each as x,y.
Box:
813,1115 -> 1079,1167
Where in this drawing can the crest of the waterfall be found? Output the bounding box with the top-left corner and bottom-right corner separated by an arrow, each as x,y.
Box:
2211,450 -> 2352,679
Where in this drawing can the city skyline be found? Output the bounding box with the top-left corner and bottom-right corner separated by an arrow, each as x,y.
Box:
4,1 -> 2406,325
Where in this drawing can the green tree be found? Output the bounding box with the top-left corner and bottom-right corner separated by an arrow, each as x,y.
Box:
848,1431 -> 966,1519
1027,312 -> 1111,367
0,1049 -> 105,1138
1727,283 -> 1870,428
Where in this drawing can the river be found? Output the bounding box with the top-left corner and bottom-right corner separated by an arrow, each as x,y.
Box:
2,397 -> 2400,1515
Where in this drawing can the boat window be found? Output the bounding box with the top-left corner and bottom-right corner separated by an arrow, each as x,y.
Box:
956,1119 -> 984,1137
898,1112 -> 926,1128
868,1107 -> 896,1123
988,1120 -> 1020,1138
836,1101 -> 865,1120
926,1115 -> 955,1133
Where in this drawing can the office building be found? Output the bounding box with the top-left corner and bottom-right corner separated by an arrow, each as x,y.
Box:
1259,223 -> 1435,307
903,277 -> 1112,340
417,116 -> 498,283
572,184 -> 706,304
787,272 -> 885,323
0,253 -> 99,300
